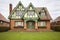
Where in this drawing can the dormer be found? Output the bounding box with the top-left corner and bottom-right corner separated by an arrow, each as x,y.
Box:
23,3 -> 39,21
40,8 -> 46,18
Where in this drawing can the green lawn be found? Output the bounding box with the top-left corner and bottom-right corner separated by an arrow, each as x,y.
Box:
0,32 -> 60,40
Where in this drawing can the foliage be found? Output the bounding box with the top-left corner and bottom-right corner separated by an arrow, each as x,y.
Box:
0,27 -> 9,32
51,25 -> 60,31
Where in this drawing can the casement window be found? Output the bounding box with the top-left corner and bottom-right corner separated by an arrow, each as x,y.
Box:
15,21 -> 23,27
27,10 -> 35,16
16,10 -> 23,16
38,21 -> 46,27
41,10 -> 45,16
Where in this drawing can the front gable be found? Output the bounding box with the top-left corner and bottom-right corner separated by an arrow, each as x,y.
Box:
9,1 -> 25,19
23,3 -> 39,21
8,2 -> 51,20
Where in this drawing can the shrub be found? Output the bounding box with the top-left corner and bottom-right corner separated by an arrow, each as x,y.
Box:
51,25 -> 60,31
54,25 -> 60,31
0,27 -> 10,32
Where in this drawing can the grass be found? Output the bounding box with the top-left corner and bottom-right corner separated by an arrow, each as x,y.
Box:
0,32 -> 60,40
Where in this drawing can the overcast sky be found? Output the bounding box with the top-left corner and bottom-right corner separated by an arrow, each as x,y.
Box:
0,0 -> 60,20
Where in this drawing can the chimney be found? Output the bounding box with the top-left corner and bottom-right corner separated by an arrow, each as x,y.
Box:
9,3 -> 12,14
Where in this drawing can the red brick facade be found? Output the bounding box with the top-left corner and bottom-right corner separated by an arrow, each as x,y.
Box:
10,20 -> 51,31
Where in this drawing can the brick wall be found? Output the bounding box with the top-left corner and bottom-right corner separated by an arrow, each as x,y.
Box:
46,20 -> 50,30
10,20 -> 23,30
38,20 -> 51,31
10,20 -> 51,31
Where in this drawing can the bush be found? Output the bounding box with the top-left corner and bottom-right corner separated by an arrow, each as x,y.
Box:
54,26 -> 60,31
0,27 -> 10,32
51,25 -> 60,31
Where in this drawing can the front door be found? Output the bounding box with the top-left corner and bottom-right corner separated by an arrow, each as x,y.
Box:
27,21 -> 34,29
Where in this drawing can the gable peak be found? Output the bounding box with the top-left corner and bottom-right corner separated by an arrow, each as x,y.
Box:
29,2 -> 34,7
18,1 -> 23,6
19,1 -> 22,5
16,1 -> 24,8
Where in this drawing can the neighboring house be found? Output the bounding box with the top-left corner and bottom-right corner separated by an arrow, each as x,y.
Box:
0,13 -> 9,27
51,16 -> 60,26
8,1 -> 52,31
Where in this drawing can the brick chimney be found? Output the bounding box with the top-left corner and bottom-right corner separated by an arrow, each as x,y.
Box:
9,3 -> 12,14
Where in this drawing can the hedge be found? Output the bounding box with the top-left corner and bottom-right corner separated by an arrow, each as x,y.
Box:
0,27 -> 10,32
51,25 -> 60,31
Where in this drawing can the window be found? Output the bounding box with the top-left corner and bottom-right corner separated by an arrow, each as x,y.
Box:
16,10 -> 23,16
38,21 -> 46,27
15,22 -> 23,27
0,21 -> 3,24
41,10 -> 45,16
27,10 -> 34,16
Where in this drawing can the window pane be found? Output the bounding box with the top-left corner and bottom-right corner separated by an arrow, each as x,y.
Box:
16,10 -> 23,16
15,22 -> 23,27
27,10 -> 34,16
41,10 -> 45,16
38,21 -> 46,26
41,12 -> 45,16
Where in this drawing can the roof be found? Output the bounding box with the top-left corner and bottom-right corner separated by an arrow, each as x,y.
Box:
36,7 -> 52,20
9,2 -> 52,20
0,13 -> 9,22
54,16 -> 60,22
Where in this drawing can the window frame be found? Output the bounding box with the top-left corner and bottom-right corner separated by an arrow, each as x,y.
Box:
16,10 -> 23,16
27,10 -> 35,16
38,21 -> 46,27
40,10 -> 46,17
14,21 -> 24,28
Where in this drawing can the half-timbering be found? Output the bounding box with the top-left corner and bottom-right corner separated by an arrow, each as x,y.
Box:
9,1 -> 52,31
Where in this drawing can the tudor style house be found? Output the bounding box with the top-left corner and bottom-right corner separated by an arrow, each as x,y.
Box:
8,1 -> 52,31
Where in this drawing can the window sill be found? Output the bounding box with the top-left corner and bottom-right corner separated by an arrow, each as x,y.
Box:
14,26 -> 24,28
38,26 -> 46,28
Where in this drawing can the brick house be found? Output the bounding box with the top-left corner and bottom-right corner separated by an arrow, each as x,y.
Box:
0,13 -> 9,27
8,1 -> 52,31
51,16 -> 60,26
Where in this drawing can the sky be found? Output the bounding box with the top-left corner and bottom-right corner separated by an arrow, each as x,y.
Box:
0,0 -> 60,20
